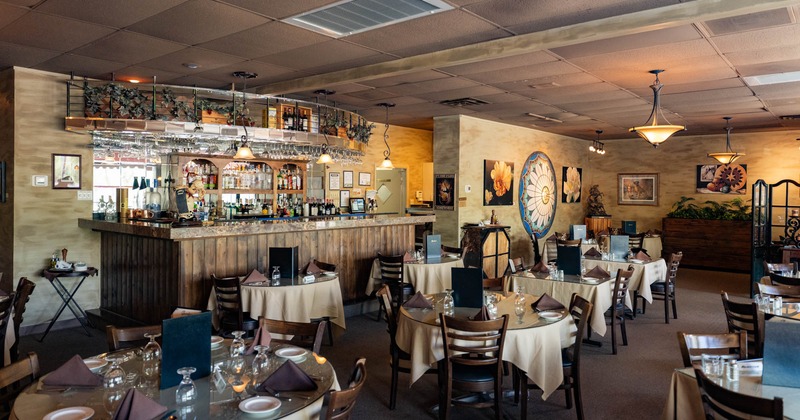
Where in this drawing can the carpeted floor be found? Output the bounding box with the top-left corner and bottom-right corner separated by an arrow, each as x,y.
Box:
19,267 -> 750,419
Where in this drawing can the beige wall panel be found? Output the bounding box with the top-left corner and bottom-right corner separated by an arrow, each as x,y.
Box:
432,115 -> 461,246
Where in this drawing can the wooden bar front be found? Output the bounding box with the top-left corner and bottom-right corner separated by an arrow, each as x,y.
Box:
81,216 -> 433,325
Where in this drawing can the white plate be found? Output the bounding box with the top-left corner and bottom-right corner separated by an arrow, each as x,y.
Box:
322,271 -> 336,276
210,336 -> 224,348
538,311 -> 563,321
275,347 -> 308,361
83,358 -> 107,373
629,259 -> 644,263
43,406 -> 95,420
581,277 -> 599,284
239,396 -> 281,417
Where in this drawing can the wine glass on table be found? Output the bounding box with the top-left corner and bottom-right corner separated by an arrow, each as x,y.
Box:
103,356 -> 126,389
230,331 -> 246,357
175,367 -> 197,405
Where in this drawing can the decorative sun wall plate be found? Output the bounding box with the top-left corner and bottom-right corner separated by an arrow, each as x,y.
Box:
519,151 -> 557,239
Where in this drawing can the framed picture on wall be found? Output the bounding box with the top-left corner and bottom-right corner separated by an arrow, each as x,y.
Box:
358,172 -> 371,186
618,173 -> 658,206
328,172 -> 341,190
52,154 -> 81,189
340,189 -> 350,207
696,164 -> 747,194
434,173 -> 456,211
562,166 -> 582,203
483,160 -> 513,206
343,170 -> 354,188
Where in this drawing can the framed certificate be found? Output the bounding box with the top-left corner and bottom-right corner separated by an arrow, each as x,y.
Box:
343,170 -> 354,188
329,172 -> 341,190
358,172 -> 371,186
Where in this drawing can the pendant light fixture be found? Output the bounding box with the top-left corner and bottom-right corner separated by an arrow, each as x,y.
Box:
708,117 -> 744,164
589,130 -> 606,155
377,102 -> 395,169
233,71 -> 257,160
315,89 -> 335,164
629,70 -> 685,147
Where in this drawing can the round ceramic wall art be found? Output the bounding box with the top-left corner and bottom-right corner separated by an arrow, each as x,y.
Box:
518,151 -> 557,238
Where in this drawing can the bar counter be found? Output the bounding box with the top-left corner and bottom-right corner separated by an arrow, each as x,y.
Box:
79,214 -> 434,325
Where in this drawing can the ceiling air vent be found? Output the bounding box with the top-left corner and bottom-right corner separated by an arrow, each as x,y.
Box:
439,97 -> 489,107
283,0 -> 452,38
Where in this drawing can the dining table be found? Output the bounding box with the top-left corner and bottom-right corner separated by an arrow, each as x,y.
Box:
11,341 -> 339,419
207,274 -> 346,334
541,236 -> 663,264
581,256 -> 667,305
395,291 -> 575,399
365,255 -> 464,296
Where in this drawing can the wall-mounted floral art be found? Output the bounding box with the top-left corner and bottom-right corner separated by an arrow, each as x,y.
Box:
518,152 -> 557,239
562,166 -> 582,203
484,160 -> 514,206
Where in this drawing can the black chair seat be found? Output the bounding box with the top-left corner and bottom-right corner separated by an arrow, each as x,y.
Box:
452,362 -> 496,382
650,282 -> 673,293
220,312 -> 258,331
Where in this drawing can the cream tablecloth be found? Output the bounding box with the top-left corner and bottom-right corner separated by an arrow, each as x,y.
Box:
582,258 -> 667,304
395,293 -> 575,399
511,274 -> 613,336
543,237 -> 662,262
208,276 -> 346,332
365,256 -> 464,295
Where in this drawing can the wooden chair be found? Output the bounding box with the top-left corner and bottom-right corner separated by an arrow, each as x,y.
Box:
768,272 -> 800,286
507,257 -> 524,274
694,368 -> 783,419
606,266 -> 634,355
377,253 -> 415,321
258,317 -> 326,355
544,235 -> 558,263
106,325 -> 162,351
0,298 -> 13,366
308,260 -> 337,346
637,252 -> 682,323
321,357 -> 367,420
438,313 -> 508,420
758,282 -> 800,302
441,245 -> 462,256
482,276 -> 507,292
519,293 -> 593,420
211,274 -> 258,337
10,277 -> 35,362
677,331 -> 747,368
721,292 -> 764,358
628,233 -> 646,253
0,352 -> 39,417
557,238 -> 581,246
764,261 -> 794,274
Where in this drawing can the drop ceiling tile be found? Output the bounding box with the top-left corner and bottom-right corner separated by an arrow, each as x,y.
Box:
414,85 -> 505,102
0,3 -> 27,28
126,0 -> 269,44
469,93 -> 529,104
0,11 -> 114,52
112,65 -> 184,83
284,83 -> 374,98
712,23 -> 800,53
497,0 -> 675,33
337,88 -> 396,101
0,0 -> 41,6
528,83 -> 631,103
438,51 -> 555,76
71,31 -> 186,64
465,61 -> 582,85
360,70 -> 451,88
725,45 -> 800,68
737,59 -> 800,77
35,0 -> 187,28
703,8 -> 793,36
588,56 -> 737,89
394,102 -> 470,118
0,42 -> 60,68
303,53 -> 395,74
382,77 -> 482,96
138,47 -> 247,75
752,82 -> 800,99
199,22 -> 330,59
194,61 -> 298,85
561,98 -> 649,113
35,53 -> 127,79
217,0 -> 340,19
255,40 -> 379,71
570,39 -> 717,72
161,75 -> 229,89
551,25 -> 702,59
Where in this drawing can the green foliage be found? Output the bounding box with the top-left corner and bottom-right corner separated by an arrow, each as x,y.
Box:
667,196 -> 751,220
83,82 -> 154,119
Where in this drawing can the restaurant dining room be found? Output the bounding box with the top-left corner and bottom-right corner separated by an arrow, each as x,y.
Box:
2,0 -> 800,419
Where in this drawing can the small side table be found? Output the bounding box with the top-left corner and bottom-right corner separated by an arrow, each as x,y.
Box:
39,267 -> 98,341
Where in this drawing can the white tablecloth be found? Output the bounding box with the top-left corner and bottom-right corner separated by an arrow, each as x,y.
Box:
208,277 -> 346,333
365,257 -> 464,295
395,293 -> 575,399
581,258 -> 667,304
543,237 -> 663,262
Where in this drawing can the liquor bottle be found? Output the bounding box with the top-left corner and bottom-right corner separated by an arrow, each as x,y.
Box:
296,170 -> 302,190
265,165 -> 273,190
303,198 -> 310,217
276,169 -> 284,190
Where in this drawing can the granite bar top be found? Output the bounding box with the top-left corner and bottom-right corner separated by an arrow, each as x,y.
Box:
79,214 -> 435,240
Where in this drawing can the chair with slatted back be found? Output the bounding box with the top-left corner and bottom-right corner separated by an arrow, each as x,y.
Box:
628,233 -> 646,253
106,325 -> 162,351
308,260 -> 337,346
557,238 -> 581,247
321,357 -> 367,420
438,313 -> 509,420
0,352 -> 39,417
606,266 -> 634,355
482,276 -> 506,292
764,261 -> 794,274
518,293 -> 593,420
212,274 -> 258,337
507,257 -> 524,274
0,298 -> 13,366
721,292 -> 764,358
377,253 -> 414,320
694,368 -> 783,419
10,277 -> 35,362
768,272 -> 800,286
758,282 -> 800,302
544,235 -> 558,263
677,331 -> 747,368
637,252 -> 682,323
258,317 -> 326,355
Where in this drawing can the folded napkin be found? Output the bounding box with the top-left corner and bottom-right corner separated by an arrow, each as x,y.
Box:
403,291 -> 433,309
247,323 -> 272,355
583,247 -> 601,257
470,305 -> 491,321
306,261 -> 323,275
530,260 -> 549,273
585,266 -> 610,279
112,388 -> 167,420
531,293 -> 565,312
242,269 -> 268,284
257,360 -> 318,393
42,355 -> 102,388
634,251 -> 652,262
403,252 -> 415,263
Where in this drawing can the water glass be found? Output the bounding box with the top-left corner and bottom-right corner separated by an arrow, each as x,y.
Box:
701,354 -> 722,378
175,367 -> 197,405
443,289 -> 454,316
251,345 -> 271,383
514,288 -> 526,324
142,332 -> 162,361
485,294 -> 498,319
726,360 -> 740,382
773,296 -> 783,314
103,356 -> 126,389
230,331 -> 246,357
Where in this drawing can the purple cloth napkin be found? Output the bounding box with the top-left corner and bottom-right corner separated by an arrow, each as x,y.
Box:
42,355 -> 102,387
112,388 -> 167,420
635,251 -> 652,262
531,261 -> 549,273
246,323 -> 272,355
583,247 -> 601,257
403,252 -> 415,263
257,360 -> 318,393
532,294 -> 565,312
470,305 -> 491,321
242,269 -> 268,284
306,261 -> 323,275
585,266 -> 610,279
403,291 -> 433,309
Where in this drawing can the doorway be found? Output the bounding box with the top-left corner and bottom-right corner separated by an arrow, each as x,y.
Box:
374,168 -> 406,215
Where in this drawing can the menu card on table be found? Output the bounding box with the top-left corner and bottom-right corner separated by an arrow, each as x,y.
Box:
161,311 -> 211,389
762,321 -> 800,388
451,267 -> 483,308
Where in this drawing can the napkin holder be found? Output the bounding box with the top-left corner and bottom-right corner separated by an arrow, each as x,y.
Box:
302,274 -> 316,284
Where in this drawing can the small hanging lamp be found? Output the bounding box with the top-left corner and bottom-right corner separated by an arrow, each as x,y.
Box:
232,71 -> 257,159
377,102 -> 395,169
629,70 -> 685,147
707,117 -> 744,164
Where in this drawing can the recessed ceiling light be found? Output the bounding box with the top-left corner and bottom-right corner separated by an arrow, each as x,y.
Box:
743,70 -> 800,86
129,79 -> 140,84
183,63 -> 200,69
